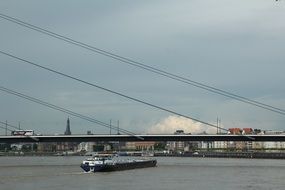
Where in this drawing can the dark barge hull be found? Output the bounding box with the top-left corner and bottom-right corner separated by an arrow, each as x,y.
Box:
81,159 -> 157,172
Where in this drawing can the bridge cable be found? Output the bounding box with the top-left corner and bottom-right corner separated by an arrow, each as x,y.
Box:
0,125 -> 13,132
0,51 -> 227,131
0,121 -> 19,130
0,13 -> 284,115
0,86 -> 144,140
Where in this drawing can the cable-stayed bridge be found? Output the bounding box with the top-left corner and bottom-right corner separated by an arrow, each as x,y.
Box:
1,14 -> 285,146
1,134 -> 285,143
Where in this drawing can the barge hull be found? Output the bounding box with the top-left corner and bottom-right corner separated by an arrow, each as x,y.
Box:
81,160 -> 157,172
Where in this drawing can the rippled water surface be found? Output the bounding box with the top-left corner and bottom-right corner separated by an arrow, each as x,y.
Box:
0,156 -> 284,190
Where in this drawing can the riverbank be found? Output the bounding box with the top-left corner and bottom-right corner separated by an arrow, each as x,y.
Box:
1,151 -> 285,159
155,151 -> 285,159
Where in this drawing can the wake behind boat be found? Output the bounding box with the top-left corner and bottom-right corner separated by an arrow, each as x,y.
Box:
80,154 -> 157,172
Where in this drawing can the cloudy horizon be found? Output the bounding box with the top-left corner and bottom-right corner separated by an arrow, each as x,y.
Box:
0,0 -> 285,135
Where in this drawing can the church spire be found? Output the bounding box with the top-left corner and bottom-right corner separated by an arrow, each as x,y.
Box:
64,117 -> 71,135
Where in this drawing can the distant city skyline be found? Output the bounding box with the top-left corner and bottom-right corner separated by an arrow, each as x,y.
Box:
0,0 -> 285,135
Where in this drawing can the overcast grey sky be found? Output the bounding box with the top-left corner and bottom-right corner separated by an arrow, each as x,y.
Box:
0,0 -> 285,135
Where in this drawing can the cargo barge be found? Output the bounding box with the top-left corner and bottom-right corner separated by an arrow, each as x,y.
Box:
80,154 -> 157,172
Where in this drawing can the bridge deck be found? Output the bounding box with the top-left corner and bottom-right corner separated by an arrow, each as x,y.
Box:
0,134 -> 285,143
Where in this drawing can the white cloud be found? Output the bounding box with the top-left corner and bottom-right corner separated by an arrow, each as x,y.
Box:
147,115 -> 217,134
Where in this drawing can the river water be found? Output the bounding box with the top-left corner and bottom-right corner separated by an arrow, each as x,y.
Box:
0,156 -> 284,190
